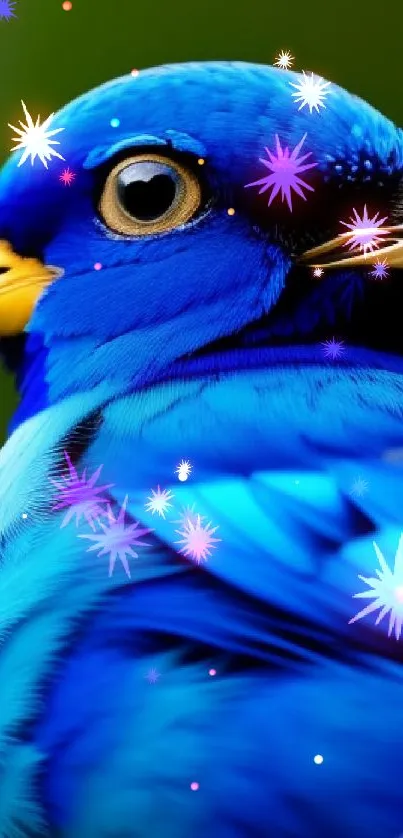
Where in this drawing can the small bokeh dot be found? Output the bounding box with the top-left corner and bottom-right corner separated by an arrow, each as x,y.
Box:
209,669 -> 216,676
62,1 -> 72,9
313,754 -> 324,765
94,262 -> 102,271
131,69 -> 139,77
110,118 -> 120,128
227,207 -> 235,216
190,782 -> 199,791
198,158 -> 205,166
22,513 -> 28,519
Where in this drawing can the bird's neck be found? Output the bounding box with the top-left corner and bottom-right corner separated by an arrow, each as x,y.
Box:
7,333 -> 50,434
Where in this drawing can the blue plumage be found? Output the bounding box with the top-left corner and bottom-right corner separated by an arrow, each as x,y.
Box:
1,61 -> 403,837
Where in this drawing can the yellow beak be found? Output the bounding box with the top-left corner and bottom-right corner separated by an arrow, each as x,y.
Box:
0,240 -> 63,336
299,224 -> 403,270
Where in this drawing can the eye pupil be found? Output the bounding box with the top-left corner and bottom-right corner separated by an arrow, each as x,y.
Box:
117,162 -> 180,222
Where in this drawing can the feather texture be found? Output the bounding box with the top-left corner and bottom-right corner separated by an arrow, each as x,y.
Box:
1,61 -> 403,837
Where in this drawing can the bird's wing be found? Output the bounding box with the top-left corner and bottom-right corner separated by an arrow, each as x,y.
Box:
1,371 -> 403,837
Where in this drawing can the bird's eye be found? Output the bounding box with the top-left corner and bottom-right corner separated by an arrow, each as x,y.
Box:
99,153 -> 202,235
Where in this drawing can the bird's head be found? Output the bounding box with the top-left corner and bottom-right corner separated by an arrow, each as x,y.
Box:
1,61 -> 403,434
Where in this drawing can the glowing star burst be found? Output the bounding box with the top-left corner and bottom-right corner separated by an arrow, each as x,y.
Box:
176,514 -> 221,564
274,50 -> 294,70
50,452 -> 113,530
80,496 -> 152,578
340,205 -> 388,256
321,337 -> 345,360
350,476 -> 369,498
172,504 -> 204,529
245,133 -> 317,212
290,71 -> 331,113
370,258 -> 389,280
59,167 -> 75,186
0,0 -> 16,19
175,460 -> 192,482
349,535 -> 403,640
146,668 -> 160,684
9,101 -> 65,168
313,267 -> 324,278
145,485 -> 174,519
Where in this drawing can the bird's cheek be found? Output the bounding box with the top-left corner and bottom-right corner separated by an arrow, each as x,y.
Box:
0,240 -> 63,337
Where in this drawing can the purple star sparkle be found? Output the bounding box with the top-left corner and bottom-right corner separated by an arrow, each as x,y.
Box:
245,133 -> 317,212
321,338 -> 345,360
0,0 -> 16,20
80,496 -> 152,578
146,668 -> 160,684
50,452 -> 113,530
369,258 -> 389,280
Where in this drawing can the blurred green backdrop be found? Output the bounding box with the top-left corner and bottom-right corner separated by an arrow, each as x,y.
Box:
0,0 -> 402,441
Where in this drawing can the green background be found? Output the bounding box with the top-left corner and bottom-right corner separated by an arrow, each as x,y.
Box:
0,0 -> 402,441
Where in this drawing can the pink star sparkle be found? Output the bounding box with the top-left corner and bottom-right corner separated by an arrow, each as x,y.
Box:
59,167 -> 76,186
172,503 -> 203,529
245,133 -> 317,212
176,514 -> 221,564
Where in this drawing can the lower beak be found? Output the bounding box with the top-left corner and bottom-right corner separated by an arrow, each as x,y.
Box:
0,240 -> 63,336
299,224 -> 403,269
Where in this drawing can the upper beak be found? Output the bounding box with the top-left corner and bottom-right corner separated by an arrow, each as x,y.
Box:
299,224 -> 403,269
0,240 -> 63,336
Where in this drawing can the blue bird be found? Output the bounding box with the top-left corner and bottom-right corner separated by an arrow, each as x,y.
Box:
1,61 -> 403,838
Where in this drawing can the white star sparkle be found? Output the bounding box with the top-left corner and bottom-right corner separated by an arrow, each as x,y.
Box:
349,535 -> 403,640
274,50 -> 294,70
290,71 -> 331,113
340,205 -> 388,256
145,485 -> 174,519
9,101 -> 65,168
175,459 -> 192,481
